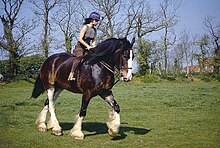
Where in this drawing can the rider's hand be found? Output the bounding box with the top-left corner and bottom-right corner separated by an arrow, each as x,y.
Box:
87,46 -> 93,50
87,46 -> 94,53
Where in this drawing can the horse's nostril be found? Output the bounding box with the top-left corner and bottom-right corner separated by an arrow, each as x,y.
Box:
123,78 -> 128,81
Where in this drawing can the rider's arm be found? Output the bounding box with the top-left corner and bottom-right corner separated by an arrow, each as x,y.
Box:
92,36 -> 97,47
78,25 -> 92,50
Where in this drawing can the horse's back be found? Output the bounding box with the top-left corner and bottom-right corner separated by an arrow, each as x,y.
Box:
41,52 -> 73,69
44,52 -> 73,63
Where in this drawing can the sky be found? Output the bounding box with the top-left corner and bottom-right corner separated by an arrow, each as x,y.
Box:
173,0 -> 219,35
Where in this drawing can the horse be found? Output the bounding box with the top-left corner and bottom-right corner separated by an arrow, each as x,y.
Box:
31,37 -> 135,140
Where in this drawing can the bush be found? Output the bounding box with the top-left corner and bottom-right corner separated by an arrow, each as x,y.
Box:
0,60 -> 10,80
133,74 -> 162,83
18,54 -> 44,78
0,54 -> 44,81
212,73 -> 220,82
200,75 -> 211,82
197,73 -> 220,82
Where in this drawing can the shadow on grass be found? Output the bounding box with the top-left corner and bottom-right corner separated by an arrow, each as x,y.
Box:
60,122 -> 150,140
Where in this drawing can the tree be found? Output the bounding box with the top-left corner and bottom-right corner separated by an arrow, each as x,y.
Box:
136,39 -> 157,75
121,0 -> 138,37
172,33 -> 200,77
178,31 -> 191,77
0,0 -> 35,78
196,35 -> 209,74
52,0 -> 82,52
190,34 -> 200,66
172,43 -> 184,75
89,0 -> 142,39
89,0 -> 122,39
203,16 -> 220,74
132,0 -> 164,75
159,0 -> 181,76
30,0 -> 62,58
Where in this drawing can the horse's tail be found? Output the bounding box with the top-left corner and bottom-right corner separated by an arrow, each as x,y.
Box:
31,74 -> 45,99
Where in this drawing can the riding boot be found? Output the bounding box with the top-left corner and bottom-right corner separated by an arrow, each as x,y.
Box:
68,57 -> 82,81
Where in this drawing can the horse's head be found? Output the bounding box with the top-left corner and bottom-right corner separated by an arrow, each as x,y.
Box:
115,37 -> 135,81
90,37 -> 135,81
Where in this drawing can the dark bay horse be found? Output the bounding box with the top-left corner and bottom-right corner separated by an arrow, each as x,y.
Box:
31,37 -> 135,139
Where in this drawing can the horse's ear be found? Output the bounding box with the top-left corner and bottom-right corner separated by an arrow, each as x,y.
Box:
131,37 -> 135,47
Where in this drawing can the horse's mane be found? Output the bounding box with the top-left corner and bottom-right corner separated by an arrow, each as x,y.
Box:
88,38 -> 123,63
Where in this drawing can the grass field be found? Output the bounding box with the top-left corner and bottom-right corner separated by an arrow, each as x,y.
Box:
0,80 -> 219,147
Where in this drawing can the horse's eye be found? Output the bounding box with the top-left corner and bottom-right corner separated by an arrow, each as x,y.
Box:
123,55 -> 128,60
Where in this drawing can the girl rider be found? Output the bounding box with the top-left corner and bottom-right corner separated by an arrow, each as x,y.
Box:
68,12 -> 100,81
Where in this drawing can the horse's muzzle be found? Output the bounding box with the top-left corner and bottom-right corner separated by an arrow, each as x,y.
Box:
123,77 -> 129,82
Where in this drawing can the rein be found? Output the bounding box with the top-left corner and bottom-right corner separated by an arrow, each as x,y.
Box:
99,61 -> 120,86
99,61 -> 114,74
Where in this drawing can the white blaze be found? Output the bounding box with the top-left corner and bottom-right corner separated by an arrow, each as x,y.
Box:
127,50 -> 133,81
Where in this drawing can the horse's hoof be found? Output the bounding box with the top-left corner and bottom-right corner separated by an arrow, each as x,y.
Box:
108,128 -> 117,137
73,136 -> 84,140
38,123 -> 47,132
38,127 -> 47,133
52,130 -> 63,136
70,131 -> 84,140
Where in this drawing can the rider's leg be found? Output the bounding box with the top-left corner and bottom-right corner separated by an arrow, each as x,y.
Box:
68,57 -> 82,81
68,45 -> 84,81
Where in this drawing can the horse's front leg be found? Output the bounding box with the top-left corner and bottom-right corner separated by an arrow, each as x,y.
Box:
70,92 -> 91,140
101,91 -> 120,137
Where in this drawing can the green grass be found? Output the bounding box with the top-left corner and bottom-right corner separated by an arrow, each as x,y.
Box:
0,80 -> 219,147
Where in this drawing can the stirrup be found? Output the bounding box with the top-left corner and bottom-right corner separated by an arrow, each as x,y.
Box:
68,72 -> 75,81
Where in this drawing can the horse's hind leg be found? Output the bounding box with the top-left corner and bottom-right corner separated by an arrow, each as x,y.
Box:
35,87 -> 63,135
47,88 -> 63,136
35,99 -> 49,132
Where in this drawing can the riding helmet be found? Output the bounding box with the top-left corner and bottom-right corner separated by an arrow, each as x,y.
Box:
89,12 -> 100,21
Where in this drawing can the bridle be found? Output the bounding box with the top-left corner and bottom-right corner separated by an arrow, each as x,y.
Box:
99,48 -> 132,86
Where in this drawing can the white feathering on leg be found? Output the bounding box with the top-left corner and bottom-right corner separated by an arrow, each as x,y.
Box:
107,110 -> 120,137
35,106 -> 49,132
70,115 -> 84,140
47,88 -> 62,136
